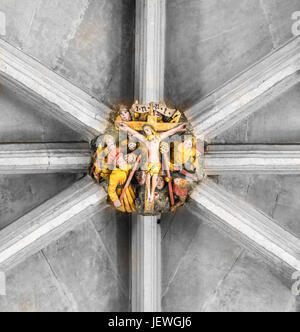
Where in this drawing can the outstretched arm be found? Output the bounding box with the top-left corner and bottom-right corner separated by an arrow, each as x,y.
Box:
160,124 -> 187,140
118,123 -> 145,142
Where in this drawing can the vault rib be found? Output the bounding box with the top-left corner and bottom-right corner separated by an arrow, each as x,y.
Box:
186,37 -> 300,142
205,144 -> 300,175
0,177 -> 106,272
191,179 -> 300,281
0,39 -> 111,141
0,143 -> 91,174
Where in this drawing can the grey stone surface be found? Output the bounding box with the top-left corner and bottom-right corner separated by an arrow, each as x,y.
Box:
162,207 -> 295,312
214,175 -> 281,217
258,0 -> 300,48
162,208 -> 243,312
272,177 -> 300,239
42,220 -> 129,312
203,251 -> 292,312
91,207 -> 130,294
0,0 -> 135,106
0,173 -> 82,230
213,83 -> 300,144
165,0 -> 297,109
209,75 -> 300,258
0,77 -> 85,230
0,1 -> 132,312
0,83 -> 83,143
161,207 -> 202,294
0,214 -> 130,312
0,252 -> 70,312
215,174 -> 300,239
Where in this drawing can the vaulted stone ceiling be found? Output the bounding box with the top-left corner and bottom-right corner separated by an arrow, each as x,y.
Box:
0,0 -> 134,312
162,0 -> 300,312
0,0 -> 135,106
165,0 -> 299,108
0,0 -> 299,312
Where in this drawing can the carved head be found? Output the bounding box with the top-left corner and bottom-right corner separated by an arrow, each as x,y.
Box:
154,110 -> 163,120
157,176 -> 165,190
174,177 -> 188,189
125,153 -> 137,165
135,170 -> 146,186
116,153 -> 127,170
119,106 -> 132,122
142,124 -> 156,137
128,142 -> 137,151
104,135 -> 116,151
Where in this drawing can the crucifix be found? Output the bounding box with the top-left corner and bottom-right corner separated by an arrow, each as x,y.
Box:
117,105 -> 187,214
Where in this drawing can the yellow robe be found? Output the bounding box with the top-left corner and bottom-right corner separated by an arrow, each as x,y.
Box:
173,143 -> 199,169
108,168 -> 136,213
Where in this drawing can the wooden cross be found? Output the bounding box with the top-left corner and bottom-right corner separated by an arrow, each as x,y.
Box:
120,101 -> 187,215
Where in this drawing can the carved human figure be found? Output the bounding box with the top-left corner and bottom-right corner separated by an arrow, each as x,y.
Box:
124,153 -> 137,164
91,134 -> 118,182
135,170 -> 146,186
171,177 -> 189,213
120,108 -> 132,122
134,175 -> 170,215
108,153 -> 136,213
121,133 -> 138,153
154,176 -> 170,214
156,176 -> 165,190
115,106 -> 132,130
97,135 -> 119,170
173,136 -> 204,181
118,122 -> 186,202
154,110 -> 163,122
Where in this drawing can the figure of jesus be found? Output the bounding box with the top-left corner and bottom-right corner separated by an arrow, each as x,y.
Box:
118,122 -> 186,202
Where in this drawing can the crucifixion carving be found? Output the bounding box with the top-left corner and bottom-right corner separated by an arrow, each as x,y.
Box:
0,0 -> 300,313
90,101 -> 201,216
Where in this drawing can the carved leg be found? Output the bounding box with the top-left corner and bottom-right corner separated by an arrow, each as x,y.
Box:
150,173 -> 158,202
146,173 -> 151,201
144,172 -> 156,215
171,197 -> 186,213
